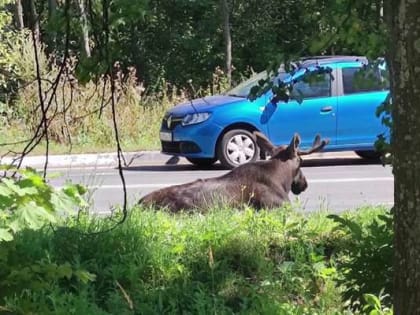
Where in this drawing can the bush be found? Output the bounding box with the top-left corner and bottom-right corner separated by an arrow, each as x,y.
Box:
0,36 -> 188,155
0,205 -> 393,314
0,167 -> 87,242
328,208 -> 393,309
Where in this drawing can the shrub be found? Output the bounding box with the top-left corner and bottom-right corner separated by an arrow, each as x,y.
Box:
1,36 -> 189,155
0,167 -> 87,242
0,205 -> 393,314
328,207 -> 393,310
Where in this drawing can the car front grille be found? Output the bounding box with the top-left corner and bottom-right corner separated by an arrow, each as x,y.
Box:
162,141 -> 181,154
161,141 -> 201,154
161,116 -> 183,130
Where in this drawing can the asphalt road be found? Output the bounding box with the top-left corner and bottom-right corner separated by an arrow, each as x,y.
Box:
48,153 -> 394,214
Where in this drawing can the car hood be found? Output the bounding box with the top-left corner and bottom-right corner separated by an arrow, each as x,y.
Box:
167,95 -> 245,116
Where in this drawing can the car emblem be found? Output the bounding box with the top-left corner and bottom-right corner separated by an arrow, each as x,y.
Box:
167,115 -> 172,129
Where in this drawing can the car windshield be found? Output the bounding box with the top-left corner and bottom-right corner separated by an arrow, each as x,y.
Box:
225,71 -> 288,98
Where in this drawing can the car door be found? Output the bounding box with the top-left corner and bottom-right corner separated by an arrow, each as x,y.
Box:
336,66 -> 389,146
261,68 -> 338,148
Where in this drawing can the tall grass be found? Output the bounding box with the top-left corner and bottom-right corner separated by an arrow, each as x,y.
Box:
0,205 -> 392,314
0,35 -> 236,156
0,36 -> 190,155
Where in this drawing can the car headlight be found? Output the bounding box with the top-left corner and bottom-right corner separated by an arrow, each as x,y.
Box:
182,112 -> 211,126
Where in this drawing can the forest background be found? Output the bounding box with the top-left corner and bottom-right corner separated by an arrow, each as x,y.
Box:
0,0 -> 384,154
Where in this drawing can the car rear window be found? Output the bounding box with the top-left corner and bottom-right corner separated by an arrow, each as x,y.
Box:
342,67 -> 389,94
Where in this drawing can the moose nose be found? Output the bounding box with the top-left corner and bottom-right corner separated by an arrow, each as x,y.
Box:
291,177 -> 308,195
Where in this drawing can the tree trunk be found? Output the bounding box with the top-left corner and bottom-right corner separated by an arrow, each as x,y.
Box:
220,0 -> 232,87
48,0 -> 57,17
386,0 -> 420,314
47,0 -> 57,46
14,0 -> 24,30
29,0 -> 40,42
78,0 -> 91,57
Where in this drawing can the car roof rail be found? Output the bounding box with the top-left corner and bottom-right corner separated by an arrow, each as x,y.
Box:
299,55 -> 368,67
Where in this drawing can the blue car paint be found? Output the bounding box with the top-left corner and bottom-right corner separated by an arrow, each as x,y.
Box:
159,57 -> 390,159
171,95 -> 245,114
170,96 -> 268,158
264,97 -> 338,148
337,90 -> 389,146
170,119 -> 224,157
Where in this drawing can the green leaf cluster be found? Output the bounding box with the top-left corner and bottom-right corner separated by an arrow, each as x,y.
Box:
0,0 -> 27,89
0,167 -> 87,242
328,209 -> 393,310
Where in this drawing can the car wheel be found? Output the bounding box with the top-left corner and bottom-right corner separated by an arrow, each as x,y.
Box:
217,129 -> 259,169
355,150 -> 381,160
186,157 -> 217,168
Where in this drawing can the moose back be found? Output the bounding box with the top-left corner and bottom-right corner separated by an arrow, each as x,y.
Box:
139,132 -> 329,212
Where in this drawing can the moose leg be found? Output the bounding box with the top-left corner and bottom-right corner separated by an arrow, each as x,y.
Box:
249,186 -> 289,210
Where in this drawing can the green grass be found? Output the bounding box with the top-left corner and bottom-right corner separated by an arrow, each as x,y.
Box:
0,205 -> 392,314
0,44 -> 176,156
0,100 -> 168,156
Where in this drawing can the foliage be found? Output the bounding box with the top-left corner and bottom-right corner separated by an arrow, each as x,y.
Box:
0,0 -> 392,156
3,0 -> 386,91
0,0 -> 28,108
328,209 -> 393,310
363,292 -> 393,315
310,1 -> 386,58
248,64 -> 334,104
0,167 -> 87,241
375,92 -> 393,163
0,205 -> 393,314
0,36 -> 179,153
0,0 -> 17,87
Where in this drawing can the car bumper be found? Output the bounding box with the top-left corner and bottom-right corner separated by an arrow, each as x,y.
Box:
160,122 -> 223,158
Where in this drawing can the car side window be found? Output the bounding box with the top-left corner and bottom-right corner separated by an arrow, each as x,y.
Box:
342,67 -> 388,94
291,73 -> 331,100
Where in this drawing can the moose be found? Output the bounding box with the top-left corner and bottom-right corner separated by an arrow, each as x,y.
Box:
139,132 -> 329,212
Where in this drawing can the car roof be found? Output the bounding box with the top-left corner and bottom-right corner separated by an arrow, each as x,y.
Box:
298,55 -> 368,67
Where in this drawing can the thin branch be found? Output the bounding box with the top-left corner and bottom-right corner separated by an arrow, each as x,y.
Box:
0,139 -> 34,147
30,26 -> 50,178
99,75 -> 108,118
13,0 -> 72,175
102,0 -> 128,223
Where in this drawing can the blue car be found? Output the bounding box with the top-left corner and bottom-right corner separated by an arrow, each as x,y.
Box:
159,56 -> 389,168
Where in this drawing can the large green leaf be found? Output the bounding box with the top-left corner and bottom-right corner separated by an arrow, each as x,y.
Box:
2,178 -> 38,196
0,185 -> 13,197
13,202 -> 57,230
0,228 -> 13,241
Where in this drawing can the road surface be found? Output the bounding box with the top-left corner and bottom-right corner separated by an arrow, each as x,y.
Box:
48,154 -> 394,214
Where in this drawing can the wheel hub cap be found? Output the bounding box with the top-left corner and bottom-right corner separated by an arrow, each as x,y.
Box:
226,134 -> 255,165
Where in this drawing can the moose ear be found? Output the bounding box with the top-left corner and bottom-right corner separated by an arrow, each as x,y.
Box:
291,133 -> 301,149
312,134 -> 321,147
287,133 -> 301,155
253,131 -> 276,155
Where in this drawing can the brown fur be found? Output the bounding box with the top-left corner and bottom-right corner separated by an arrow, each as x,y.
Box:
139,132 -> 329,212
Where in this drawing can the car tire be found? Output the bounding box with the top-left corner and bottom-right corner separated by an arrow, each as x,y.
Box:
217,129 -> 259,169
355,150 -> 381,160
186,157 -> 217,168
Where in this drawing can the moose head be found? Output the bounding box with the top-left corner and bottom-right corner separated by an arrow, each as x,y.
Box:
139,132 -> 329,212
254,131 -> 328,196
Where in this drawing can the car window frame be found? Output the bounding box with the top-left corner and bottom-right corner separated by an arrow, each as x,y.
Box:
289,68 -> 333,101
341,65 -> 389,96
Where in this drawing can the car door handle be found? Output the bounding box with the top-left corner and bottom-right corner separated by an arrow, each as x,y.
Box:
320,106 -> 333,113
